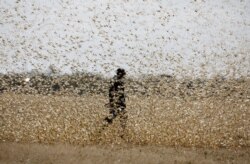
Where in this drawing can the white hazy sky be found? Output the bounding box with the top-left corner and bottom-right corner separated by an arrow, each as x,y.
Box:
0,0 -> 249,78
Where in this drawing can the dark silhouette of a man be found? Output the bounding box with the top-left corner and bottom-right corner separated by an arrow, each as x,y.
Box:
104,68 -> 127,128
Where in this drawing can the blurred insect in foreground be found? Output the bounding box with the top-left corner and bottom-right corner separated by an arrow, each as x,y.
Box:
104,68 -> 127,129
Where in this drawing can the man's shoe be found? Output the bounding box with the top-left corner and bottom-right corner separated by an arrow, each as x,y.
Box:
104,117 -> 113,124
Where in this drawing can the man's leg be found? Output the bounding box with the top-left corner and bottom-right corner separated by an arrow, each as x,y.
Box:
104,108 -> 117,124
119,109 -> 127,129
118,108 -> 128,139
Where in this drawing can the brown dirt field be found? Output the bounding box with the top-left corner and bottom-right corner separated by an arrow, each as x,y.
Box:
0,93 -> 249,147
0,93 -> 249,163
0,142 -> 249,164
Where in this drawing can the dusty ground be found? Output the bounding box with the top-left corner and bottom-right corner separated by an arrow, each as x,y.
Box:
0,93 -> 249,147
0,142 -> 249,164
0,93 -> 249,163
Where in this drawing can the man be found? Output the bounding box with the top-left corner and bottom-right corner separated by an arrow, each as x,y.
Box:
104,68 -> 127,128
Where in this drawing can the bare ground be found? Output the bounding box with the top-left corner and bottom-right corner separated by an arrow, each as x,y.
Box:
0,142 -> 249,164
1,93 -> 249,147
0,93 -> 249,163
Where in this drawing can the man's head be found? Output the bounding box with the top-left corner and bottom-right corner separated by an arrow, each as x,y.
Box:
116,68 -> 126,79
